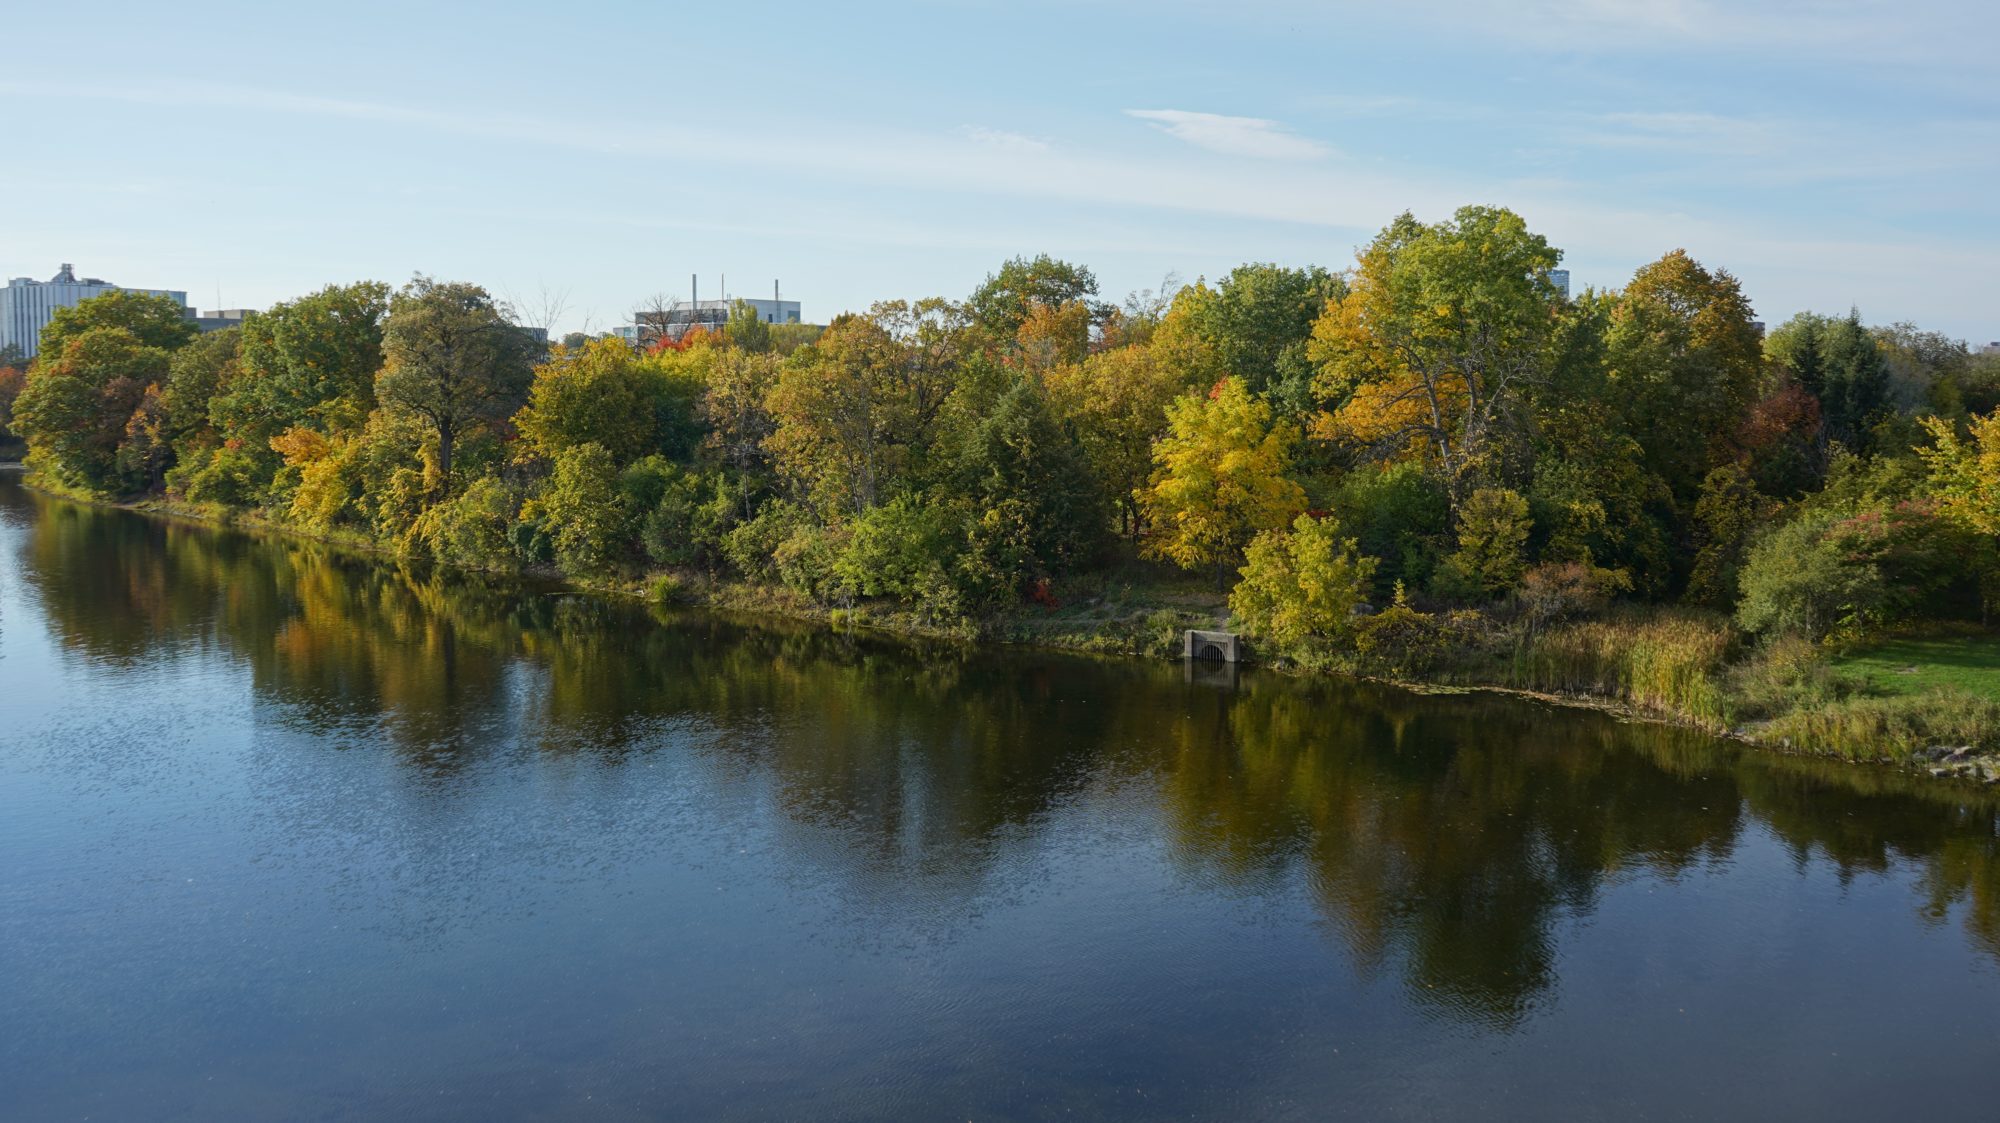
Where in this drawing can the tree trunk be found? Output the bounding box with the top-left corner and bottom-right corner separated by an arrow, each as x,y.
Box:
437,418 -> 455,491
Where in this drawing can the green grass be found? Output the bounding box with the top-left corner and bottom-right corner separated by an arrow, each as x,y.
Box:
1828,636 -> 2000,699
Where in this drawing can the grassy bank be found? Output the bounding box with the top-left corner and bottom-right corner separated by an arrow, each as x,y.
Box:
1499,615 -> 2000,767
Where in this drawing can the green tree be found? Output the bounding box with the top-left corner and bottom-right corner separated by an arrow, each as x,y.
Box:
523,442 -> 625,575
1604,251 -> 1763,501
1767,310 -> 1891,454
1686,463 -> 1760,607
232,281 -> 390,437
161,327 -> 240,449
1180,263 -> 1343,414
40,290 -> 197,356
376,277 -> 537,487
1309,206 -> 1564,492
725,299 -> 773,354
1139,376 -> 1306,583
949,376 -> 1108,582
1326,460 -> 1452,598
966,255 -> 1101,344
1230,513 -> 1377,660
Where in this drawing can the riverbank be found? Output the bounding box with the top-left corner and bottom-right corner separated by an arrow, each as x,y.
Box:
19,470 -> 2000,783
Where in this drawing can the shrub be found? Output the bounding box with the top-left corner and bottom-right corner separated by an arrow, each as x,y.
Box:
172,445 -> 267,509
523,442 -> 626,576
1514,562 -> 1631,632
1737,501 -> 1985,640
1352,583 -> 1472,676
721,500 -> 809,583
647,572 -> 687,605
1442,487 -> 1531,599
833,495 -> 962,602
1229,513 -> 1377,664
771,520 -> 848,602
955,499 -> 1039,609
1727,634 -> 1846,715
419,476 -> 520,570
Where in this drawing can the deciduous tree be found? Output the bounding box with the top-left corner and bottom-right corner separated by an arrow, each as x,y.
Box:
1309,207 -> 1564,494
1139,376 -> 1305,583
40,290 -> 197,356
11,327 -> 167,494
376,277 -> 537,488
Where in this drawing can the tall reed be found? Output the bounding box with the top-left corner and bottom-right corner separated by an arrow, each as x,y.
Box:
1763,689 -> 2000,761
1507,610 -> 1737,729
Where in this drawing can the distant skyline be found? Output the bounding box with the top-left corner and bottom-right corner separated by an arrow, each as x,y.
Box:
4,0 -> 1995,342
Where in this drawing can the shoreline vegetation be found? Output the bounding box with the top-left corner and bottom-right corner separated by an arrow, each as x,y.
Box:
14,470 -> 1999,784
4,205 -> 1999,779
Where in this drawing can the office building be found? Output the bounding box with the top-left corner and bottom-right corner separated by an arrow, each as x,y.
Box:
0,264 -> 188,360
1549,269 -> 1570,300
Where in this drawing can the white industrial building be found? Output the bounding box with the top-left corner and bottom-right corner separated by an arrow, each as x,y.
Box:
637,297 -> 803,342
1,264 -> 188,360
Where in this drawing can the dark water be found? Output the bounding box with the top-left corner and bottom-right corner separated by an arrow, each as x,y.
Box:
2,470 -> 1998,1121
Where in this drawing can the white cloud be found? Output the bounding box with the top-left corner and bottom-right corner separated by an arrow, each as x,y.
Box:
959,126 -> 1051,153
1125,109 -> 1332,161
6,75 -> 1995,339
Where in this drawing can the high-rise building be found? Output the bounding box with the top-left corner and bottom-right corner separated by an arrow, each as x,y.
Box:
0,264 -> 188,360
1549,269 -> 1571,300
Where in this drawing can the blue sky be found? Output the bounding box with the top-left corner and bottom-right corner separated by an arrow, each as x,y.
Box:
4,0 -> 1995,342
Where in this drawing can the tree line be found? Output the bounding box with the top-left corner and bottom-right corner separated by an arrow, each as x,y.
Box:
4,204 -> 1998,662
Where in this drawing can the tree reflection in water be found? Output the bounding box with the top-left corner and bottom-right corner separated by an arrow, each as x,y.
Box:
13,480 -> 2000,1028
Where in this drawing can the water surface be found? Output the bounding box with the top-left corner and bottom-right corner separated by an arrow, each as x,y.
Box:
3,469 -> 1997,1120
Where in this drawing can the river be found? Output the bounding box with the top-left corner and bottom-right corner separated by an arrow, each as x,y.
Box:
2,468 -> 1997,1120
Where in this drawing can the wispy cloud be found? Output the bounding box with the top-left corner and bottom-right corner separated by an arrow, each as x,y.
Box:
1125,109 -> 1332,161
5,73 -> 1994,338
959,126 -> 1051,153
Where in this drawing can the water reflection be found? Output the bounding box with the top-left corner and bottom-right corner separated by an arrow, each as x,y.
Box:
8,476 -> 2000,1030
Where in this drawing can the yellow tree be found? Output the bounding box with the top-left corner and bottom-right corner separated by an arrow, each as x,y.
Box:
1230,513 -> 1377,661
1045,337 -> 1208,538
512,338 -> 659,465
1139,376 -> 1305,585
1920,412 -> 2000,535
